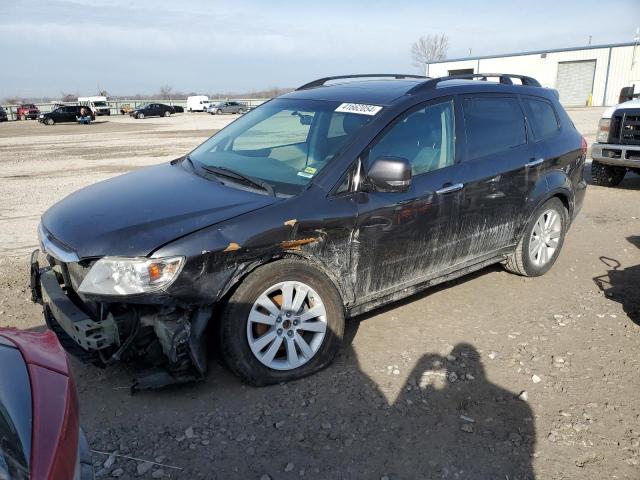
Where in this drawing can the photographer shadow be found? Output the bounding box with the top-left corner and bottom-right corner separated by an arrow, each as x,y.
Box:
593,236 -> 640,325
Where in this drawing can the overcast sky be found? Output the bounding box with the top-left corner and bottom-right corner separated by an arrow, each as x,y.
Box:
1,0 -> 639,97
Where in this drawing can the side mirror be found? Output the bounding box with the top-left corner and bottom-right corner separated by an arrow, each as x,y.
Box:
366,156 -> 412,192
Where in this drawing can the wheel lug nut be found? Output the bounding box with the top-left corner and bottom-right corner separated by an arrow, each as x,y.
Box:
286,312 -> 291,317
293,319 -> 299,326
276,317 -> 282,323
287,330 -> 293,337
277,328 -> 283,335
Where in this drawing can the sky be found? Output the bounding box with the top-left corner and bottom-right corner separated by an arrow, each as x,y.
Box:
1,0 -> 639,98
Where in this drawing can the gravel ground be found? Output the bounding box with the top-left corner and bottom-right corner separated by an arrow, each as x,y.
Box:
1,108 -> 639,480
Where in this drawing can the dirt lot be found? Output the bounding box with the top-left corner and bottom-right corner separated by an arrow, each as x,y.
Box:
0,109 -> 639,480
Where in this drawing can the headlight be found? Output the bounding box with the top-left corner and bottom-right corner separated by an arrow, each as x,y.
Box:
78,256 -> 185,295
597,118 -> 610,143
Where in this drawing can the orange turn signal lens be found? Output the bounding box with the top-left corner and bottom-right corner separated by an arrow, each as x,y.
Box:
148,263 -> 162,282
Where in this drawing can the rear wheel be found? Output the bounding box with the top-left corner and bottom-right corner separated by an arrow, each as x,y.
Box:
164,110 -> 170,117
504,197 -> 567,277
591,161 -> 626,187
216,108 -> 223,115
220,259 -> 344,386
238,108 -> 246,114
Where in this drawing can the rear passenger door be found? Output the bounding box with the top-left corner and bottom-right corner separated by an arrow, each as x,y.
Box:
455,94 -> 535,259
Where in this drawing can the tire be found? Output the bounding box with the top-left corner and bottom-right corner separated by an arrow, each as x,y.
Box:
137,113 -> 144,119
591,161 -> 626,187
164,110 -> 170,117
19,114 -> 25,121
45,118 -> 54,126
238,108 -> 246,114
220,259 -> 345,386
504,197 -> 567,277
216,109 -> 223,115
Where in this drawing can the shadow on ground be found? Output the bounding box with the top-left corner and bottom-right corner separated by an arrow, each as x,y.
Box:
593,236 -> 640,326
70,295 -> 536,479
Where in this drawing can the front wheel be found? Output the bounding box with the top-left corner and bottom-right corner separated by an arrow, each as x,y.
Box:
45,118 -> 54,125
164,110 -> 170,117
591,161 -> 626,187
504,197 -> 567,277
216,109 -> 223,115
220,259 -> 344,386
137,112 -> 144,119
238,108 -> 246,114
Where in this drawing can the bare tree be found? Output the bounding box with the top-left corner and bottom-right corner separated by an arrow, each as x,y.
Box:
159,85 -> 173,103
60,92 -> 77,102
98,89 -> 108,97
411,34 -> 449,72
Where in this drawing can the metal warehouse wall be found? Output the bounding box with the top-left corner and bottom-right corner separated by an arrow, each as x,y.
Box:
427,44 -> 640,107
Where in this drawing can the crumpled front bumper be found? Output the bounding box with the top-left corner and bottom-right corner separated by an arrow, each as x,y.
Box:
30,249 -> 118,352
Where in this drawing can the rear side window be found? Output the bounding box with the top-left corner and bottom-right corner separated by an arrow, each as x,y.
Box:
522,97 -> 559,141
462,96 -> 526,160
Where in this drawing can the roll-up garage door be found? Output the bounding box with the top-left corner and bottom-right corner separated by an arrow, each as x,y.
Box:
556,60 -> 596,107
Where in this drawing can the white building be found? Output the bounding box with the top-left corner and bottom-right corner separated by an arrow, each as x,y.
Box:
426,42 -> 640,107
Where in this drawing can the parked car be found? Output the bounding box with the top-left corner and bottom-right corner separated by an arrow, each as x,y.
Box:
38,105 -> 96,125
31,73 -> 586,388
0,106 -> 7,122
591,97 -> 640,186
207,101 -> 247,115
129,103 -> 173,119
17,104 -> 40,120
0,328 -> 93,479
187,95 -> 210,112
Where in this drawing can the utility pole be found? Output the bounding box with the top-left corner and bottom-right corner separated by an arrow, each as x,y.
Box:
588,35 -> 592,46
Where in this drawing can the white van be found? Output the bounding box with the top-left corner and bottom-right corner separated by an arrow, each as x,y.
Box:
186,96 -> 210,112
78,96 -> 111,116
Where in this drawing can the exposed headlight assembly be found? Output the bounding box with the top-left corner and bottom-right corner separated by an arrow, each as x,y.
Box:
597,118 -> 610,143
78,256 -> 185,295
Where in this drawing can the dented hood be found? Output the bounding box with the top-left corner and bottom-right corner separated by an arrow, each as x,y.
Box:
41,162 -> 277,258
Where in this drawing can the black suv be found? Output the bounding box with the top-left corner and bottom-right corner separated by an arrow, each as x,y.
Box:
31,73 -> 586,388
130,103 -> 174,119
38,105 -> 96,125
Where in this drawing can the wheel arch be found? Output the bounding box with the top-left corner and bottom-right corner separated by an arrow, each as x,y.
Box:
215,252 -> 348,318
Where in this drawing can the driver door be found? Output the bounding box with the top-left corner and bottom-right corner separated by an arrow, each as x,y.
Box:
352,97 -> 467,301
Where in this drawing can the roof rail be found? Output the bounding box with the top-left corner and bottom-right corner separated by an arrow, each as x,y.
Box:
407,73 -> 541,95
296,74 -> 429,91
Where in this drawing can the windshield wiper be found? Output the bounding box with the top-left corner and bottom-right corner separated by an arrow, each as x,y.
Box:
201,165 -> 276,197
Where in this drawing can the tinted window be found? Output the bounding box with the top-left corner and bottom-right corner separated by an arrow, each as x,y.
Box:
522,97 -> 559,141
369,100 -> 455,176
462,96 -> 526,160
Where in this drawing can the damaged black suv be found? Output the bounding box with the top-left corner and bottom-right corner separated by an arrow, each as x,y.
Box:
31,73 -> 587,388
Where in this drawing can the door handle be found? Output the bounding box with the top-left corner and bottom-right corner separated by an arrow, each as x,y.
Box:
525,158 -> 544,168
435,183 -> 464,195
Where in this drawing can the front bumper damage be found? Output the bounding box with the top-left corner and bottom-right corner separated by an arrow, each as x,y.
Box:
30,249 -> 213,390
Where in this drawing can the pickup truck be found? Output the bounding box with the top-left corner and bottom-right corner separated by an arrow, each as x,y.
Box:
591,98 -> 640,186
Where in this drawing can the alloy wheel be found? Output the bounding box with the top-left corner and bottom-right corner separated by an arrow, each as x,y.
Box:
529,209 -> 561,267
246,281 -> 327,371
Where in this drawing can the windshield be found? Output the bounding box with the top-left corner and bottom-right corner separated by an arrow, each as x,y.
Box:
189,98 -> 374,196
93,101 -> 108,107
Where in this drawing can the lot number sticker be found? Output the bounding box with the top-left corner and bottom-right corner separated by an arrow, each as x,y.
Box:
335,103 -> 383,116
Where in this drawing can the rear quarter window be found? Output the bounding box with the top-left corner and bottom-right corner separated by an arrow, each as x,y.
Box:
522,97 -> 560,141
462,95 -> 526,161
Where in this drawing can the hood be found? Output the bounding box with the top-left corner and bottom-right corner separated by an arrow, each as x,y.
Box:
603,98 -> 640,118
42,162 -> 278,258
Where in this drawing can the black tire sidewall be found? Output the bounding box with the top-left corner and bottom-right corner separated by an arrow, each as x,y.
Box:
520,198 -> 567,277
221,260 -> 345,386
